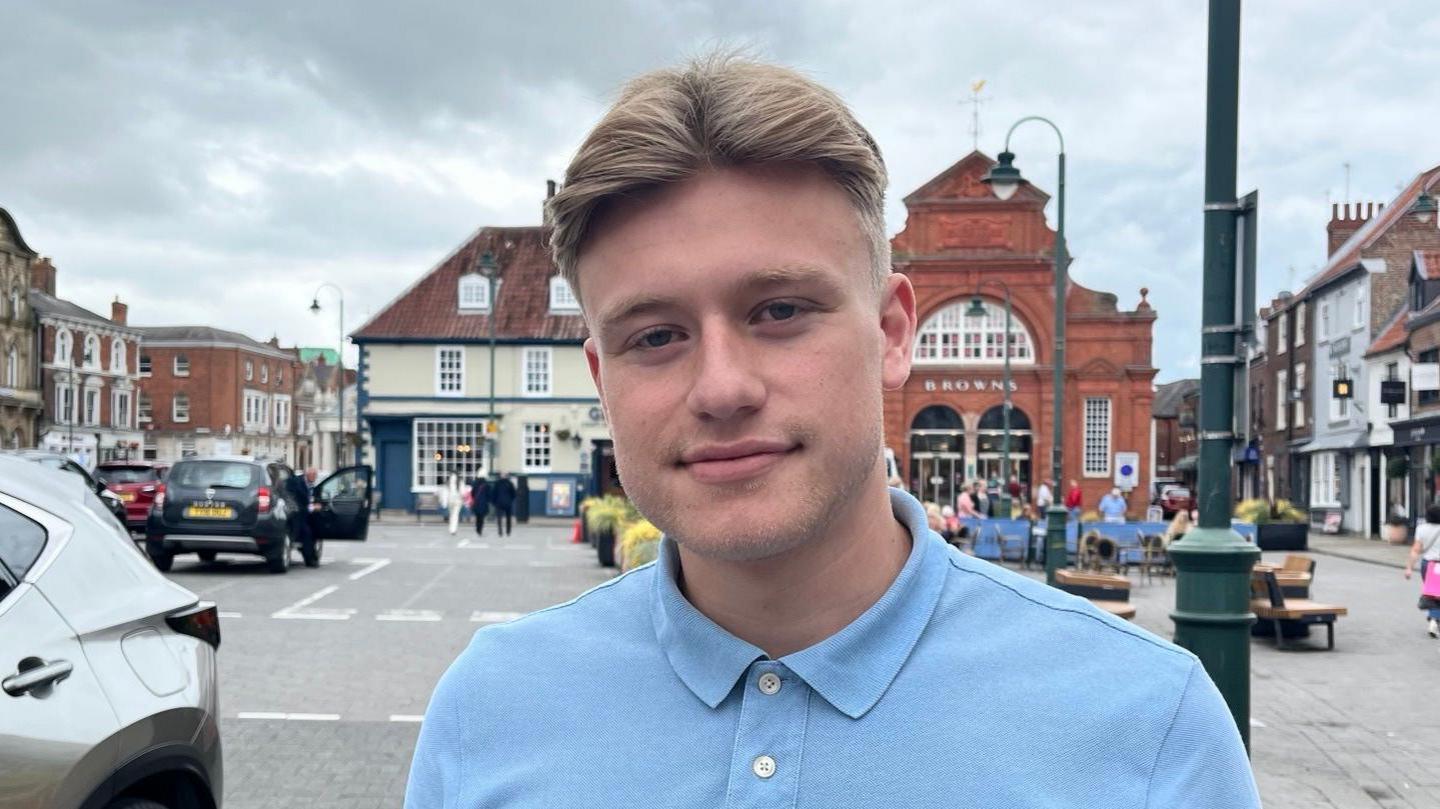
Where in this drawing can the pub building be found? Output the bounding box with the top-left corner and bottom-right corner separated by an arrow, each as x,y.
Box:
883,152 -> 1158,512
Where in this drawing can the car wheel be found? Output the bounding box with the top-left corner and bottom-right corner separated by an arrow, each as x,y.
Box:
303,536 -> 323,568
267,532 -> 292,574
197,550 -> 218,563
146,541 -> 174,572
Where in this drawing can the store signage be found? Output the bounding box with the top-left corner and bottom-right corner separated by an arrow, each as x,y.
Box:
1114,452 -> 1140,488
1380,379 -> 1407,405
1413,363 -> 1440,391
1328,336 -> 1351,358
1332,378 -> 1353,399
922,378 -> 1019,393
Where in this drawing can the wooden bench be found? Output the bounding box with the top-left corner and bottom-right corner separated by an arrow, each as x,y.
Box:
1251,570 -> 1346,650
1253,555 -> 1314,598
1056,569 -> 1135,621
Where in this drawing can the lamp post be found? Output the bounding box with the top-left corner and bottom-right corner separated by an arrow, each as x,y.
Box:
1167,0 -> 1260,751
476,250 -> 500,474
309,283 -> 345,470
966,282 -> 1015,522
982,116 -> 1068,584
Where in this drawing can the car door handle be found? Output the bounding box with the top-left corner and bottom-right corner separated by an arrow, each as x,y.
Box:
3,659 -> 74,697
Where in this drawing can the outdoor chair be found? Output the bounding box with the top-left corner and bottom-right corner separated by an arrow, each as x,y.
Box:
1250,570 -> 1346,650
1092,536 -> 1121,575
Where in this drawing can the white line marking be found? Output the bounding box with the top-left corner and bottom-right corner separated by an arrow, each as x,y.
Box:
236,712 -> 341,721
390,714 -> 426,723
218,611 -> 243,619
274,608 -> 356,621
348,558 -> 391,581
376,609 -> 444,622
458,541 -> 491,549
291,585 -> 339,609
526,561 -> 563,568
470,610 -> 524,623
1250,718 -> 1267,728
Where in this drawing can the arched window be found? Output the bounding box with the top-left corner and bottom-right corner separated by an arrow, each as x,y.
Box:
83,333 -> 100,369
55,328 -> 73,365
458,274 -> 489,310
913,299 -> 1035,366
111,338 -> 126,374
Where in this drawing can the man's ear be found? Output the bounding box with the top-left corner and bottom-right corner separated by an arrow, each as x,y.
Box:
879,273 -> 917,391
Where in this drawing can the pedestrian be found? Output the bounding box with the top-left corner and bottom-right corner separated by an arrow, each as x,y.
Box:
1098,487 -> 1128,524
284,468 -> 314,564
956,482 -> 981,518
489,471 -> 516,537
1035,478 -> 1054,511
1064,478 -> 1083,518
1163,509 -> 1191,549
974,480 -> 991,517
470,476 -> 490,536
406,54 -> 1259,807
1007,474 -> 1022,500
1403,502 -> 1440,638
445,473 -> 463,536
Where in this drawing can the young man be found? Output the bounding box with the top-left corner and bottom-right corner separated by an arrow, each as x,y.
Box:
406,55 -> 1259,807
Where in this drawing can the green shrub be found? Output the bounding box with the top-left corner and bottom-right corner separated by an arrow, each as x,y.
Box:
1233,498 -> 1305,525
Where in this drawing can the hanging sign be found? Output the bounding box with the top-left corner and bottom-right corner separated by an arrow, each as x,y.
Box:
1413,363 -> 1440,392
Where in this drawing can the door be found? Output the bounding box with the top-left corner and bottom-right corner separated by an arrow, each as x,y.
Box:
379,441 -> 409,512
0,499 -> 120,809
909,454 -> 962,508
309,466 -> 374,540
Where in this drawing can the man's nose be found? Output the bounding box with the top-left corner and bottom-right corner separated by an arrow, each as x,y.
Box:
684,325 -> 766,422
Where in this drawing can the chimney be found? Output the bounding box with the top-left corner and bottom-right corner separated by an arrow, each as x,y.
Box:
110,297 -> 128,326
29,256 -> 56,296
1327,201 -> 1374,257
546,179 -> 557,199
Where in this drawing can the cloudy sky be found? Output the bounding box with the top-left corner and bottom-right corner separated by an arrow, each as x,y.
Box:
3,1 -> 1437,381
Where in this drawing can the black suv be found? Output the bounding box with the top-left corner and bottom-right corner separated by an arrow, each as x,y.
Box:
146,457 -> 373,574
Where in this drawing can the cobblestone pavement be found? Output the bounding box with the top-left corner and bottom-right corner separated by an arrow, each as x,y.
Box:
160,516 -> 610,809
160,517 -> 1437,808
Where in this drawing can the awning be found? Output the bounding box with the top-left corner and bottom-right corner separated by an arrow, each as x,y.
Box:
1390,415 -> 1440,447
1292,432 -> 1368,454
1174,454 -> 1198,472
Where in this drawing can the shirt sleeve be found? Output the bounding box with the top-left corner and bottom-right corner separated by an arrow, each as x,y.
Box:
404,666 -> 467,809
1146,661 -> 1261,808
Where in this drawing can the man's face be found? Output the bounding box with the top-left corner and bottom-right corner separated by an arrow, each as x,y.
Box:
579,164 -> 915,562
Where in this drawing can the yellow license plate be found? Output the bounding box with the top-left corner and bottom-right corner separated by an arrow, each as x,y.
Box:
185,505 -> 235,519
119,493 -> 136,502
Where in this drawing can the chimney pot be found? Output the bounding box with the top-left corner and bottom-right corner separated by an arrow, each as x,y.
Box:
546,179 -> 557,199
1331,203 -> 1339,219
1344,202 -> 1351,220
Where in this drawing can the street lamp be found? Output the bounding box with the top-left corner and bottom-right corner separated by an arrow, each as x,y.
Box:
1411,191 -> 1437,224
476,250 -> 500,475
982,116 -> 1068,585
965,282 -> 1015,524
310,283 -> 347,469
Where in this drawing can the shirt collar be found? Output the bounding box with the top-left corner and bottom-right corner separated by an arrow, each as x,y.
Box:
650,487 -> 949,719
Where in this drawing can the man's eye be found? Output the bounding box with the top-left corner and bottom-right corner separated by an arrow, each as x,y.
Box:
758,302 -> 800,322
636,329 -> 677,349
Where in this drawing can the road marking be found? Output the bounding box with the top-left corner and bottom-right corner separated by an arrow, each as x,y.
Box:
503,543 -> 530,550
526,561 -> 564,568
1250,718 -> 1267,728
273,585 -> 355,620
390,714 -> 426,723
376,609 -> 444,622
348,558 -> 391,581
457,541 -> 491,549
218,611 -> 243,619
237,712 -> 341,721
471,610 -> 524,623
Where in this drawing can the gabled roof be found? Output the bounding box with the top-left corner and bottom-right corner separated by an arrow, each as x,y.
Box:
352,225 -> 585,342
1153,379 -> 1199,418
28,290 -> 115,328
1299,164 -> 1440,296
901,151 -> 1050,207
1365,306 -> 1409,357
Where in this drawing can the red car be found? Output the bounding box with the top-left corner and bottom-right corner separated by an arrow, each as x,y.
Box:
1159,485 -> 1195,519
97,461 -> 170,531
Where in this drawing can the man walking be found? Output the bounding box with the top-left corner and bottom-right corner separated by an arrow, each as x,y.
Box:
488,472 -> 516,537
406,54 -> 1259,807
470,475 -> 490,537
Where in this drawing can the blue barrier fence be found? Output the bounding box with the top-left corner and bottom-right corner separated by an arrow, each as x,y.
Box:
950,518 -> 1259,566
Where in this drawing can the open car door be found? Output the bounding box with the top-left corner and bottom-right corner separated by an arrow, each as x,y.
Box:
309,466 -> 373,540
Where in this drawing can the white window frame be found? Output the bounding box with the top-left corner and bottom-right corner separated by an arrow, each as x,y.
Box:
173,354 -> 190,377
139,354 -> 152,377
1319,301 -> 1330,340
110,338 -> 126,374
274,394 -> 292,432
55,382 -> 75,425
1276,369 -> 1288,430
522,346 -> 553,397
243,390 -> 269,430
549,276 -> 580,312
913,300 -> 1036,366
172,394 -> 190,423
1329,362 -> 1349,423
82,333 -> 99,370
411,418 -> 490,487
1310,452 -> 1341,507
1082,397 -> 1111,477
1292,363 -> 1306,428
523,422 -> 552,472
435,347 -> 465,397
1276,314 -> 1287,354
245,360 -> 253,381
5,344 -> 16,388
112,389 -> 131,429
137,393 -> 152,424
1294,302 -> 1306,346
261,365 -> 269,384
1354,287 -> 1366,330
458,274 -> 490,310
54,328 -> 73,365
83,386 -> 100,426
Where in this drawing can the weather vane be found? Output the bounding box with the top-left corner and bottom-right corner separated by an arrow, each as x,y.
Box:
961,79 -> 989,151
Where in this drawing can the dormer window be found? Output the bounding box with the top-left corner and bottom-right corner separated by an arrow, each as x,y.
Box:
459,274 -> 490,310
549,276 -> 580,312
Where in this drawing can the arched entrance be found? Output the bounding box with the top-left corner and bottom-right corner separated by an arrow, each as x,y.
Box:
909,405 -> 965,507
976,405 -> 1033,493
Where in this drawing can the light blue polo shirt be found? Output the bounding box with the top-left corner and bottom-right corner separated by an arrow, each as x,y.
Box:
406,488 -> 1260,808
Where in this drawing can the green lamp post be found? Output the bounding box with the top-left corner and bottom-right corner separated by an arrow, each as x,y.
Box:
982,117 -> 1068,584
1167,0 -> 1261,752
966,282 -> 1015,523
476,250 -> 500,473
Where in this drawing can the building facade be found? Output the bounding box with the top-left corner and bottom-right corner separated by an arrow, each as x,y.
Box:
0,209 -> 42,447
1152,379 -> 1199,489
885,153 -> 1158,514
31,276 -> 144,465
354,225 -> 605,517
137,327 -> 304,463
1256,292 -> 1314,506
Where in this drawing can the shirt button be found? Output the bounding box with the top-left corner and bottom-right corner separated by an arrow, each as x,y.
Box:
757,672 -> 782,695
753,755 -> 776,779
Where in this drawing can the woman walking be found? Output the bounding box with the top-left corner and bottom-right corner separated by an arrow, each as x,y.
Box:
445,473 -> 464,536
1403,502 -> 1440,638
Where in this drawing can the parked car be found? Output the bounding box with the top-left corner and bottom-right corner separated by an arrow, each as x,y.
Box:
145,457 -> 372,574
0,454 -> 222,809
3,450 -> 128,529
96,461 -> 170,533
1158,485 -> 1195,518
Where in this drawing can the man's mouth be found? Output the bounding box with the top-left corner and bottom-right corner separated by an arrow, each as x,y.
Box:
678,440 -> 799,485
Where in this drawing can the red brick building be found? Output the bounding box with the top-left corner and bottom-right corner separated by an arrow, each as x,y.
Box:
1152,378 -> 1198,487
136,326 -> 306,463
885,153 -> 1157,513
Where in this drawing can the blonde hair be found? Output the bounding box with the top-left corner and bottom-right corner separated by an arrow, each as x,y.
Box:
545,52 -> 890,302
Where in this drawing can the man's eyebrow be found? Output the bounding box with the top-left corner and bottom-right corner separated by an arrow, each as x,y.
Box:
594,264 -> 842,332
